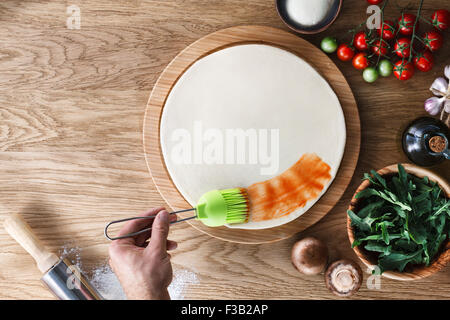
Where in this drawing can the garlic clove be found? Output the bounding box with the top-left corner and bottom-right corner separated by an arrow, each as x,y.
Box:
445,99 -> 450,114
424,96 -> 444,116
445,65 -> 450,81
430,77 -> 448,97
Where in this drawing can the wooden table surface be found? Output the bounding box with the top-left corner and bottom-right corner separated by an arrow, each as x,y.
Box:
0,0 -> 449,300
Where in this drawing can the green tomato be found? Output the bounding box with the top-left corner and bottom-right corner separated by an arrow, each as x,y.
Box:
321,37 -> 338,53
363,67 -> 379,83
378,59 -> 393,77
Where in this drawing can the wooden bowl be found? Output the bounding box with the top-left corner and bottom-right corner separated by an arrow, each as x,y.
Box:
275,0 -> 342,34
347,163 -> 450,280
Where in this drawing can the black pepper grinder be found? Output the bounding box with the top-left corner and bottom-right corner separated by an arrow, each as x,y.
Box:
402,117 -> 450,167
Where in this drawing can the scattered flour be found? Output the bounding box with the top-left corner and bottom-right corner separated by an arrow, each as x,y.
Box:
169,269 -> 199,300
59,244 -> 82,269
59,243 -> 199,300
90,263 -> 126,300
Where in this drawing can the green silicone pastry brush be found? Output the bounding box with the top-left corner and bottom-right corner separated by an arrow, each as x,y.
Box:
104,188 -> 249,240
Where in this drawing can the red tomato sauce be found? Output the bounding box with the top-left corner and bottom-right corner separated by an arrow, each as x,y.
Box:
247,153 -> 332,222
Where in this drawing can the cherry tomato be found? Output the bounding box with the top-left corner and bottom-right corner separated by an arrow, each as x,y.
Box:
352,52 -> 369,70
414,50 -> 434,72
394,38 -> 411,58
378,59 -> 393,77
423,31 -> 443,51
398,13 -> 417,36
367,0 -> 383,4
431,10 -> 449,31
363,67 -> 379,83
377,20 -> 396,40
337,43 -> 355,61
393,61 -> 414,80
354,31 -> 368,51
321,36 -> 338,53
371,40 -> 389,56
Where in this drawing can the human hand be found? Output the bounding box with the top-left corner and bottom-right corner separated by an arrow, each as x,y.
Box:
108,207 -> 178,300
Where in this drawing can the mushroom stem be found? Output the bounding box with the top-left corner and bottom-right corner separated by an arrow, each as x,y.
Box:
325,259 -> 363,297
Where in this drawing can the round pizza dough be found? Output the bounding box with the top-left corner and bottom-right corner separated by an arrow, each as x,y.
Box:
160,44 -> 346,229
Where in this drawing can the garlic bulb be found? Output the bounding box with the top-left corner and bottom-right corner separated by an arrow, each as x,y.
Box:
425,65 -> 450,126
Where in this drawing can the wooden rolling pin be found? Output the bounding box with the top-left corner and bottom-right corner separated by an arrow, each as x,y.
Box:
3,214 -> 102,300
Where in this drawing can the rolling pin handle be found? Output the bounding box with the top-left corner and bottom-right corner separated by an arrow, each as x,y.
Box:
3,213 -> 60,274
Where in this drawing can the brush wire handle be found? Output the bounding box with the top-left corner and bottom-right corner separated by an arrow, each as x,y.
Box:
104,208 -> 196,241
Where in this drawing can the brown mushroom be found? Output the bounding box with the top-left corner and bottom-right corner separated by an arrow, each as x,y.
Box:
291,237 -> 329,275
325,259 -> 363,297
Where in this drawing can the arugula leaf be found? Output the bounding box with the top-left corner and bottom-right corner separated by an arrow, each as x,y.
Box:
354,233 -> 402,244
392,176 -> 407,202
378,250 -> 424,272
377,190 -> 412,211
371,170 -> 387,189
426,233 -> 447,265
380,222 -> 389,245
431,202 -> 450,218
392,239 -> 417,252
357,200 -> 385,219
348,210 -> 371,233
356,188 -> 412,211
408,220 -> 428,245
398,163 -> 408,187
365,241 -> 392,255
355,188 -> 380,199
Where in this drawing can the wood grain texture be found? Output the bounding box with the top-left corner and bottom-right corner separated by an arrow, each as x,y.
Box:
143,25 -> 360,243
0,0 -> 449,300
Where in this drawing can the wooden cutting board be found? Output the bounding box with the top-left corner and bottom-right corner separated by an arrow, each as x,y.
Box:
143,25 -> 360,244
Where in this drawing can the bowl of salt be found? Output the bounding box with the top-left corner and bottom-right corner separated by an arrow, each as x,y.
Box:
276,0 -> 342,34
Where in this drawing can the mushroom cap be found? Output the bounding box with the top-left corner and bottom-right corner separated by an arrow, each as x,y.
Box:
291,237 -> 329,275
325,259 -> 363,297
